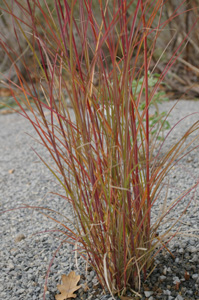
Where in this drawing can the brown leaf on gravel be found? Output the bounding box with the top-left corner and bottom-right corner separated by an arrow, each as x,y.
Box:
55,271 -> 81,300
184,271 -> 190,281
15,234 -> 25,243
8,169 -> 15,174
174,281 -> 180,290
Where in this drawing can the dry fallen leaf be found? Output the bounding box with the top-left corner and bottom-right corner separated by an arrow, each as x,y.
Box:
15,233 -> 25,243
55,271 -> 81,300
184,271 -> 190,281
174,281 -> 180,290
8,169 -> 15,174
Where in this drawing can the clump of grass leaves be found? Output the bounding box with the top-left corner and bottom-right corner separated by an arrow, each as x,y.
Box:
1,0 -> 199,297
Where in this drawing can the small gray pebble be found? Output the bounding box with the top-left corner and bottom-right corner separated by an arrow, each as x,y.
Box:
187,290 -> 193,295
144,291 -> 153,297
7,263 -> 15,271
175,295 -> 184,300
163,267 -> 167,275
92,278 -> 98,285
187,246 -> 197,253
173,276 -> 180,284
164,289 -> 171,296
190,254 -> 199,262
178,248 -> 184,254
89,271 -> 95,278
192,274 -> 199,280
16,288 -> 25,294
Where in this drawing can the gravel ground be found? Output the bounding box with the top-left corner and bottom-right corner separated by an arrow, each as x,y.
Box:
0,100 -> 199,300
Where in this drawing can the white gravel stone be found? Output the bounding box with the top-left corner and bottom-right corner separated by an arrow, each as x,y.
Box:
175,295 -> 184,300
144,291 -> 153,297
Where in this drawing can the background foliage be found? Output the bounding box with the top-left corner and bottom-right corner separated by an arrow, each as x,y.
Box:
1,0 -> 199,97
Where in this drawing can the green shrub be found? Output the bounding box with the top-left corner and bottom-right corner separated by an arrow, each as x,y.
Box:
135,72 -> 170,140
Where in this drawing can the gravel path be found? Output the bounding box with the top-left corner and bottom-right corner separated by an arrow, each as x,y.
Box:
0,100 -> 199,300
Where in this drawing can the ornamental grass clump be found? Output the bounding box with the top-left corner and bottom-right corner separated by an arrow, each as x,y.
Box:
1,0 -> 199,297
